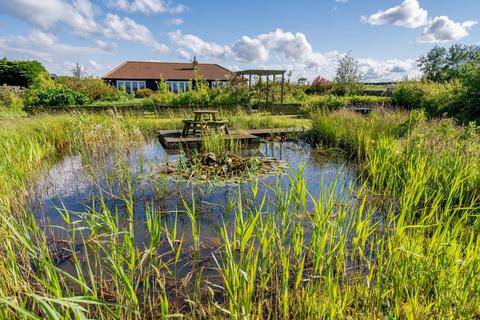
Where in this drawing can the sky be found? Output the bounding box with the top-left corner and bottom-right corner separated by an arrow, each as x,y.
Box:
0,0 -> 479,82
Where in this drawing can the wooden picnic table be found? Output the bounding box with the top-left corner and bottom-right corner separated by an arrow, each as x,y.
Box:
193,109 -> 218,122
182,110 -> 229,136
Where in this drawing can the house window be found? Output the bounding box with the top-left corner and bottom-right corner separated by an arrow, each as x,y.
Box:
211,81 -> 226,88
117,80 -> 146,93
166,81 -> 190,93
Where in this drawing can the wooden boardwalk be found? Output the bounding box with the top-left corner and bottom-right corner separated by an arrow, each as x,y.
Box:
157,127 -> 305,150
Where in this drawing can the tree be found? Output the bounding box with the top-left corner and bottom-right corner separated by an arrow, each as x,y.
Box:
333,54 -> 363,96
71,62 -> 87,80
335,54 -> 362,83
0,58 -> 48,87
418,44 -> 480,82
454,56 -> 480,122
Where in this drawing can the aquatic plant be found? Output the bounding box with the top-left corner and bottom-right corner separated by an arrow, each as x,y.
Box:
0,110 -> 479,318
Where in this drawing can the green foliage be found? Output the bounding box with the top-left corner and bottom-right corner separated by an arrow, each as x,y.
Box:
302,95 -> 389,113
56,77 -> 122,101
33,87 -> 91,106
453,56 -> 480,122
329,81 -> 365,96
135,88 -> 154,98
391,81 -> 462,116
211,83 -> 253,106
0,85 -> 24,118
142,98 -> 155,110
0,58 -> 48,87
418,44 -> 480,82
310,109 -> 479,206
0,112 -> 478,318
305,76 -> 332,94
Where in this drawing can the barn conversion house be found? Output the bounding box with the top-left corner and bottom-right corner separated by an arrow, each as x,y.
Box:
102,58 -> 230,93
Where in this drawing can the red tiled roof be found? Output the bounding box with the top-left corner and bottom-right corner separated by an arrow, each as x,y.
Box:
102,61 -> 231,81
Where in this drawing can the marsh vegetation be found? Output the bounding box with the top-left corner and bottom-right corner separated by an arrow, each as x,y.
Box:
0,108 -> 478,319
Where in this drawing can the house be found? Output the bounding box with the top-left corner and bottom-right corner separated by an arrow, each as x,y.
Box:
102,58 -> 230,93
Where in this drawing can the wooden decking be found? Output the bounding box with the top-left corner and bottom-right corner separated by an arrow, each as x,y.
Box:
157,127 -> 305,150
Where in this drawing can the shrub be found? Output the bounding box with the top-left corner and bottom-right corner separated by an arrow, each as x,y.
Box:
33,87 -> 91,106
0,58 -> 48,87
135,88 -> 154,98
142,98 -> 155,110
330,81 -> 365,96
0,85 -> 23,112
306,77 -> 333,94
152,92 -> 173,106
55,77 -> 122,102
391,81 -> 461,117
211,84 -> 253,106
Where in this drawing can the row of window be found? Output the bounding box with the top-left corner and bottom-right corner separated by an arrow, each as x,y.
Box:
116,81 -> 146,93
116,80 -> 226,93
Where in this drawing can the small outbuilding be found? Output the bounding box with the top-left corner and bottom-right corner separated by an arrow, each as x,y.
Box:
102,58 -> 230,93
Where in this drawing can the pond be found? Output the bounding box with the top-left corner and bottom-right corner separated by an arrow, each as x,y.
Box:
27,139 -> 364,299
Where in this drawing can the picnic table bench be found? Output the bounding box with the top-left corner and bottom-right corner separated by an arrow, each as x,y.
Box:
181,110 -> 230,136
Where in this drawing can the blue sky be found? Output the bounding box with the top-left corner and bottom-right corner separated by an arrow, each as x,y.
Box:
1,0 -> 479,81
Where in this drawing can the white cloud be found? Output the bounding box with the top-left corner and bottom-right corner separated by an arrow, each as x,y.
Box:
96,40 -> 118,52
419,16 -> 477,43
232,36 -> 269,62
106,0 -> 187,14
168,30 -> 229,59
231,29 -> 330,70
2,0 -> 99,34
166,28 -> 419,81
2,0 -> 169,53
168,18 -> 184,26
361,0 -> 428,28
359,58 -> 421,82
103,14 -> 169,53
0,29 -> 117,76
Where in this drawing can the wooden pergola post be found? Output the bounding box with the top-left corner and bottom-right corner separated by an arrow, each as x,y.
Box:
235,69 -> 286,107
266,75 -> 269,106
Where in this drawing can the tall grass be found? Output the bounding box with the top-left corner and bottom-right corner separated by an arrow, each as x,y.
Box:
0,110 -> 479,318
310,109 -> 480,208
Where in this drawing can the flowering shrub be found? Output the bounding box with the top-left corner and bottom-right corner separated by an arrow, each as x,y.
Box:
306,76 -> 333,94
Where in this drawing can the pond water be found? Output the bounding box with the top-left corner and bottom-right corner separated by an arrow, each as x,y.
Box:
28,140 -> 360,277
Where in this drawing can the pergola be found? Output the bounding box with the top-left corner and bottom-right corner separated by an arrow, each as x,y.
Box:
235,69 -> 286,104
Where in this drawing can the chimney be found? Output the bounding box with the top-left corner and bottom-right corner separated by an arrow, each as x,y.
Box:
192,56 -> 198,70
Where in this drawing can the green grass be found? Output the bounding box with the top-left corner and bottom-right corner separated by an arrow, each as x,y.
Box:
0,110 -> 479,318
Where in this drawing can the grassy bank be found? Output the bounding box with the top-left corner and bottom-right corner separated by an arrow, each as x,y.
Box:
310,109 -> 480,206
0,111 -> 479,318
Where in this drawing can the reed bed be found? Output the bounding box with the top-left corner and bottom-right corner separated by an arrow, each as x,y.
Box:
0,110 -> 479,319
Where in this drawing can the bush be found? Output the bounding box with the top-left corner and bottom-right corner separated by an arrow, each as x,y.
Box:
33,87 -> 91,106
330,81 -> 365,96
142,98 -> 155,111
306,77 -> 333,94
391,81 -> 461,117
135,88 -> 154,98
0,85 -> 23,113
0,58 -> 48,87
55,77 -> 123,102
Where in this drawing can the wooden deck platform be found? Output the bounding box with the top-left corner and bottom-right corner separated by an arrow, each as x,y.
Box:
157,127 -> 305,150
